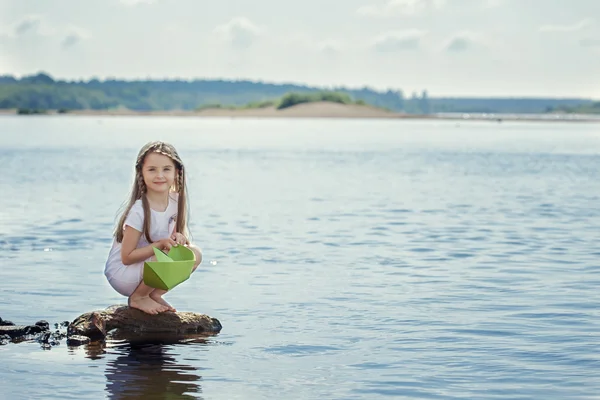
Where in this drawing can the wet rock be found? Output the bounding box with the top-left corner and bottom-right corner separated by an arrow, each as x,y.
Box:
0,317 -> 53,346
0,306 -> 222,349
0,324 -> 47,339
35,320 -> 50,330
66,335 -> 91,346
0,334 -> 10,345
54,321 -> 69,329
67,304 -> 222,341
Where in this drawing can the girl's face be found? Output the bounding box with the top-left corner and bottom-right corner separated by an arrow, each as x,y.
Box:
141,152 -> 177,194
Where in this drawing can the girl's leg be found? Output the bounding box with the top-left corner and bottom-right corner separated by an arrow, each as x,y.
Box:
129,280 -> 170,315
149,245 -> 203,312
188,244 -> 203,271
149,289 -> 176,312
107,260 -> 169,315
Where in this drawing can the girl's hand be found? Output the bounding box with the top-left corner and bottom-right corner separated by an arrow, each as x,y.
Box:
171,232 -> 188,246
154,238 -> 176,251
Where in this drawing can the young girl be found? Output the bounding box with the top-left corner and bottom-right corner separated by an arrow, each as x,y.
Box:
104,141 -> 202,315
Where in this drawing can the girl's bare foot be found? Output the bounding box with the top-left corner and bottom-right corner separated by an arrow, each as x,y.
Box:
128,295 -> 169,315
149,291 -> 177,312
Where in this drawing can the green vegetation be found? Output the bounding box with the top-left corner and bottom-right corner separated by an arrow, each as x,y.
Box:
17,108 -> 48,115
277,91 -> 355,109
196,99 -> 277,111
195,103 -> 236,111
244,100 -> 277,109
0,72 -> 405,114
0,72 -> 597,115
195,91 -> 369,112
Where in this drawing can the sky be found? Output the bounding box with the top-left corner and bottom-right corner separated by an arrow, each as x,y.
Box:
0,0 -> 599,98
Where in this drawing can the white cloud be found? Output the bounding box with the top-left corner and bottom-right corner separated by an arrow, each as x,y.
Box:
443,31 -> 486,52
539,18 -> 593,32
357,0 -> 446,17
61,33 -> 79,48
1,15 -> 88,51
214,17 -> 264,49
1,0 -> 599,97
2,15 -> 54,38
61,27 -> 90,48
371,29 -> 426,52
14,15 -> 41,36
446,37 -> 469,51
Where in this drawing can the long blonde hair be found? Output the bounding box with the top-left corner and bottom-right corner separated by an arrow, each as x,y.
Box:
114,141 -> 189,244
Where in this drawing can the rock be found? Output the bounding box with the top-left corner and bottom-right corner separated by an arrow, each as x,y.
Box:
0,334 -> 10,345
0,323 -> 47,339
0,305 -> 222,349
67,305 -> 222,341
35,320 -> 50,330
55,321 -> 69,329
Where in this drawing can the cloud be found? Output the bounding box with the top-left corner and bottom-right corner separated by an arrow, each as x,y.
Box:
0,15 -> 58,39
1,15 -> 88,50
444,32 -> 486,52
214,17 -> 263,49
14,15 -> 42,36
61,34 -> 80,48
446,37 -> 469,51
539,18 -> 593,32
357,0 -> 446,17
371,30 -> 426,52
61,28 -> 89,48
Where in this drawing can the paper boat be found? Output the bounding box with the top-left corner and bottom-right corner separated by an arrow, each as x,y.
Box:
143,245 -> 195,290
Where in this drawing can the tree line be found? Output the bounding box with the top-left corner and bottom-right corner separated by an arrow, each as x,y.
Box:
0,72 -> 596,114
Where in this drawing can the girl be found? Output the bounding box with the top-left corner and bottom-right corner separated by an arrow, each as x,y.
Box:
104,141 -> 202,315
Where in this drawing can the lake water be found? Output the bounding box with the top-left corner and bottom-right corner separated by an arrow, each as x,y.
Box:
0,115 -> 599,399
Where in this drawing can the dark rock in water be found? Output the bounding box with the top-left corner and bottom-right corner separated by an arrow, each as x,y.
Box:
35,320 -> 50,330
0,334 -> 10,345
0,323 -> 47,339
1,305 -> 222,349
67,305 -> 222,341
37,329 -> 66,349
0,318 -> 69,348
55,321 -> 69,329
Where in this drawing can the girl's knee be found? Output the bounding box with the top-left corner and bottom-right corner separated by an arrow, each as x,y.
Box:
189,245 -> 203,267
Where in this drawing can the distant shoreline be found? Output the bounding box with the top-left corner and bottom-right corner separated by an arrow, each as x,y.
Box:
1,102 -> 598,123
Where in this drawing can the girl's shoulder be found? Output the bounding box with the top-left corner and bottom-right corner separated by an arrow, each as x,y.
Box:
125,199 -> 144,220
131,198 -> 144,211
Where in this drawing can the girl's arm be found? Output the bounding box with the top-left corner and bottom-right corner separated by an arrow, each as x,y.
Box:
120,226 -> 176,265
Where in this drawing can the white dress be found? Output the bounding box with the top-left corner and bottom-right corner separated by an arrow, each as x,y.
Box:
104,193 -> 178,296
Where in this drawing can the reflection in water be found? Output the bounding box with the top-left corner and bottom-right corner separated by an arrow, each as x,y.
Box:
86,334 -> 211,400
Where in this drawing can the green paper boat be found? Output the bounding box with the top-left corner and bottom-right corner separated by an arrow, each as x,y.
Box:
143,245 -> 195,290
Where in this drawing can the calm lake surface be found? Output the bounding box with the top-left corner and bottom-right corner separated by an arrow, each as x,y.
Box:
1,115 -> 599,399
